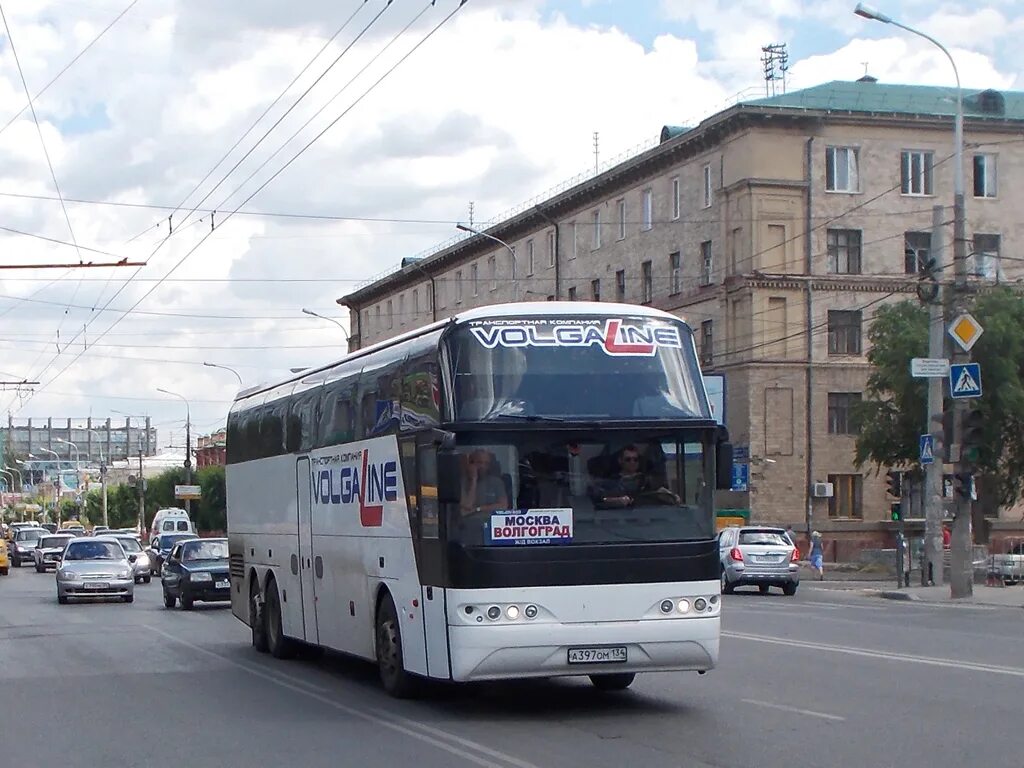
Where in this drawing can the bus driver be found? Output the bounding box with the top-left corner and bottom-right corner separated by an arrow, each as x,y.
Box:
459,449 -> 510,517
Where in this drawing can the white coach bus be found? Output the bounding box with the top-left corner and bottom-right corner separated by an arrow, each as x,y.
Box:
227,302 -> 732,697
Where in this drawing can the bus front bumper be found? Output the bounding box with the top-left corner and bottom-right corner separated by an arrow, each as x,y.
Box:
447,615 -> 719,682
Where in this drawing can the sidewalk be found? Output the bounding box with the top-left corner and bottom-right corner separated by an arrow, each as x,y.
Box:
873,584 -> 1024,608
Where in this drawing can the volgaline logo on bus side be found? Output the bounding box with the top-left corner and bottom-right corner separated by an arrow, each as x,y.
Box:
469,319 -> 681,357
312,451 -> 398,527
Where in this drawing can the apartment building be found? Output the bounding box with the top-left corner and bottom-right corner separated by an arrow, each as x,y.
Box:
339,79 -> 1024,555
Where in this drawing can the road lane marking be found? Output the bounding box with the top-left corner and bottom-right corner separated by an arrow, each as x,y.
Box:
740,699 -> 845,722
724,631 -> 1024,678
142,624 -> 539,768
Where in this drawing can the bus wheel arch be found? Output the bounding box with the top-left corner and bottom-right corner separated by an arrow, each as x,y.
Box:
263,572 -> 297,659
374,588 -> 418,698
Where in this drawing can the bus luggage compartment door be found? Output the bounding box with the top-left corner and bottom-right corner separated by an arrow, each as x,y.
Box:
422,585 -> 451,679
296,457 -> 319,645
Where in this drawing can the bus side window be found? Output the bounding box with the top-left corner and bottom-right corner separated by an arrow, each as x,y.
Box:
318,365 -> 359,448
417,446 -> 439,539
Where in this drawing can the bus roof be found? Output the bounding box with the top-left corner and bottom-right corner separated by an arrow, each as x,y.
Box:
233,301 -> 688,405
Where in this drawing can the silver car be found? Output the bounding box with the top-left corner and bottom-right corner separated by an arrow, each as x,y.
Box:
33,534 -> 76,572
56,537 -> 136,604
719,526 -> 800,596
109,535 -> 152,584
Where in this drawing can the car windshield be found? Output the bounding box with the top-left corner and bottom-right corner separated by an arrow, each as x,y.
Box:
39,536 -> 71,549
182,541 -> 227,561
115,538 -> 142,552
739,531 -> 790,546
15,530 -> 43,544
445,431 -> 714,547
159,535 -> 193,551
64,542 -> 124,561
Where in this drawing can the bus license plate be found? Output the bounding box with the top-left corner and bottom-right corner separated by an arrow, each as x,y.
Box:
567,646 -> 627,664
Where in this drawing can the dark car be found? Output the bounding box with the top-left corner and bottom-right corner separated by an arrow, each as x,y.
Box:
161,538 -> 230,610
145,533 -> 197,576
10,528 -> 47,567
40,523 -> 58,534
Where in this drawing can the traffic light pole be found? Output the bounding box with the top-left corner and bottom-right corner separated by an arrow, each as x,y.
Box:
923,206 -> 946,586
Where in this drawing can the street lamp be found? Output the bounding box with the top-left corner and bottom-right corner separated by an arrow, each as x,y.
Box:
32,448 -> 63,524
203,361 -> 243,388
456,223 -> 520,300
854,3 -> 967,596
3,465 -> 23,492
301,308 -> 350,340
55,438 -> 82,521
157,387 -> 193,517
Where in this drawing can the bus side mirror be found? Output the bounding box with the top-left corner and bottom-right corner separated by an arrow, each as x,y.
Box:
437,453 -> 462,504
716,442 -> 733,490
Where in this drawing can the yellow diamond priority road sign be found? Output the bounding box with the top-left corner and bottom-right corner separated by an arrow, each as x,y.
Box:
948,313 -> 983,352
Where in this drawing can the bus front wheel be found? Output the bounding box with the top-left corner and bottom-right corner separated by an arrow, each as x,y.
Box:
376,592 -> 418,699
589,673 -> 635,691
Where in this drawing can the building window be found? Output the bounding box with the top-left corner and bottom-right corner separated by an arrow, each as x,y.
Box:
828,474 -> 863,519
670,177 -> 680,220
702,164 -> 712,208
827,310 -> 862,355
827,392 -> 862,435
592,209 -> 601,249
526,239 -> 535,275
591,279 -> 601,301
570,222 -> 578,259
904,232 -> 929,274
641,188 -> 653,230
825,146 -> 859,192
362,309 -> 369,334
455,270 -> 463,303
426,282 -> 433,310
375,304 -> 381,328
973,233 -> 1001,280
547,230 -> 556,267
568,286 -> 577,301
669,251 -> 681,295
398,294 -> 404,326
973,154 -> 997,198
412,289 -> 419,316
386,299 -> 393,329
699,240 -> 713,286
827,229 -> 862,274
488,255 -> 497,290
617,199 -> 626,240
700,320 -> 713,366
641,261 -> 652,303
615,269 -> 626,301
901,150 -> 934,196
470,263 -> 478,296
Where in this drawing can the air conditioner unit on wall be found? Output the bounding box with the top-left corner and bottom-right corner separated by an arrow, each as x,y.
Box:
812,482 -> 834,498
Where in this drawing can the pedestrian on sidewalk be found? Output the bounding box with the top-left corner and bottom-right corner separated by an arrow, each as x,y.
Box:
809,531 -> 824,580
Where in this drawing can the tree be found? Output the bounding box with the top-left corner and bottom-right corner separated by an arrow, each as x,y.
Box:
195,465 -> 226,532
855,289 -> 1024,506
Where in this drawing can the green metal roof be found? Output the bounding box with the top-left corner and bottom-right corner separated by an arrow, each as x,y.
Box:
743,80 -> 1024,122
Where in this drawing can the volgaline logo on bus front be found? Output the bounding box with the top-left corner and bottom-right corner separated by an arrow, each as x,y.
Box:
312,451 -> 398,527
469,319 -> 681,356
488,509 -> 574,546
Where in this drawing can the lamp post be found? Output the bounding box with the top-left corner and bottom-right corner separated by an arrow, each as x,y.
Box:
854,3 -> 970,597
456,223 -> 520,300
87,429 -> 109,528
301,308 -> 350,340
56,438 -> 82,524
203,361 -> 243,388
157,388 -> 192,518
33,448 -> 63,524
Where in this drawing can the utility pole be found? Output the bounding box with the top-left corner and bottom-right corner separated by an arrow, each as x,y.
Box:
923,205 -> 946,586
137,447 -> 145,540
100,461 -> 108,528
184,416 -> 192,519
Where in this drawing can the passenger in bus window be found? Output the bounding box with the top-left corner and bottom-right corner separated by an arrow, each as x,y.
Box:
459,449 -> 509,516
591,445 -> 679,508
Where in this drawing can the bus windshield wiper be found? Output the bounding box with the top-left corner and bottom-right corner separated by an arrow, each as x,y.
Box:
489,413 -> 567,423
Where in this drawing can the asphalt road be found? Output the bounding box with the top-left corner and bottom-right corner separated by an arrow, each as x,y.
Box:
2,568 -> 1022,768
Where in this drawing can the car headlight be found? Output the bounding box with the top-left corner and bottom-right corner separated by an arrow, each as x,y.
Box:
59,569 -> 79,579
189,572 -> 212,582
119,569 -> 131,579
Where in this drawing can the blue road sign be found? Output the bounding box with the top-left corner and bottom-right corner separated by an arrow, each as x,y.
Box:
949,362 -> 982,399
919,434 -> 935,465
731,462 -> 749,492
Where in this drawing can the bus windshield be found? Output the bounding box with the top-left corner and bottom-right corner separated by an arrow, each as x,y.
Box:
447,315 -> 709,422
449,432 -> 713,547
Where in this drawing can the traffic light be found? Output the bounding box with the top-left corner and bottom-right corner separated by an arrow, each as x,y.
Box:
885,470 -> 903,499
962,407 -> 984,467
915,254 -> 940,304
928,408 -> 954,463
890,502 -> 903,522
953,471 -> 974,500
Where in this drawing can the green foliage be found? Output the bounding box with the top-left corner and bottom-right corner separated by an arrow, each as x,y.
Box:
195,465 -> 227,532
856,289 -> 1024,506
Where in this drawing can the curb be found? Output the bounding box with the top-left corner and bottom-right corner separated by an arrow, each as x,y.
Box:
878,590 -> 919,601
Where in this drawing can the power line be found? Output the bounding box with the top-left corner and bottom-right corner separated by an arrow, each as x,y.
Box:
0,224 -> 129,259
0,0 -> 141,137
0,293 -> 346,320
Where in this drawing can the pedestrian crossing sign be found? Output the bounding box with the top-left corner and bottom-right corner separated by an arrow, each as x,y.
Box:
949,363 -> 982,399
919,434 -> 935,465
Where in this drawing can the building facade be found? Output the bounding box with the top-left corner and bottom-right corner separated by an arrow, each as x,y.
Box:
339,80 -> 1024,556
196,430 -> 226,468
3,416 -> 158,465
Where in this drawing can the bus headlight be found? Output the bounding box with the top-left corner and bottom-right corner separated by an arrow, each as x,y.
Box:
505,605 -> 520,620
676,599 -> 691,614
694,598 -> 708,612
660,600 -> 674,614
524,604 -> 538,619
486,606 -> 501,621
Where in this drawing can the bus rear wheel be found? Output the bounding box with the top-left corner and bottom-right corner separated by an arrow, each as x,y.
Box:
376,593 -> 418,698
265,579 -> 297,660
590,673 -> 635,691
250,580 -> 268,653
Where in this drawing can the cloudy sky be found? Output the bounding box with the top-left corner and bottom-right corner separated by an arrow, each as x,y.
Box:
0,0 -> 1019,452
